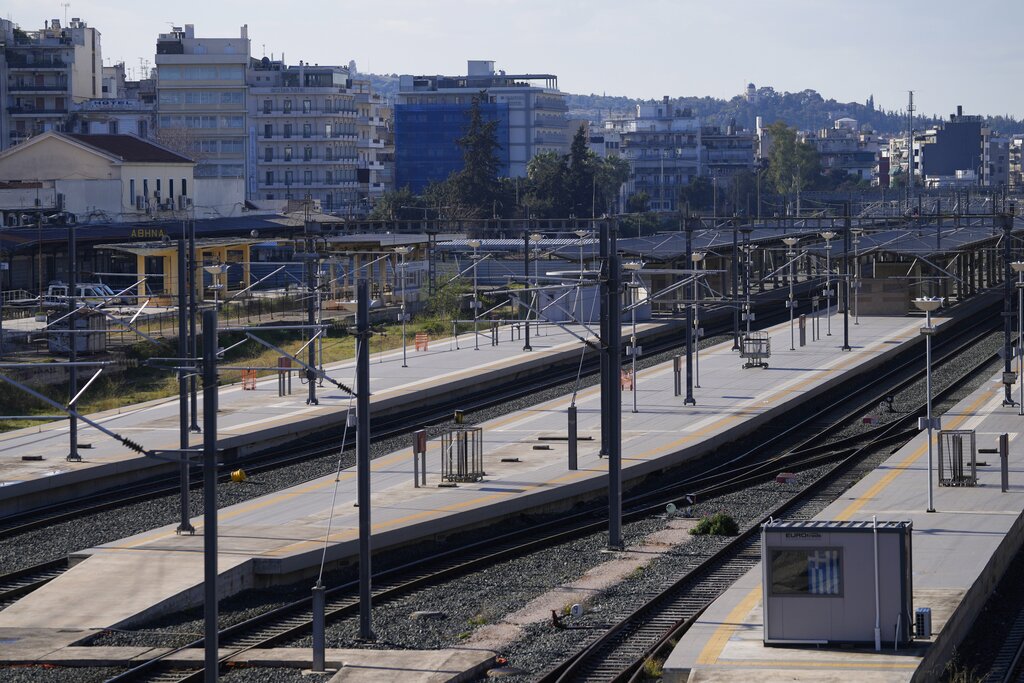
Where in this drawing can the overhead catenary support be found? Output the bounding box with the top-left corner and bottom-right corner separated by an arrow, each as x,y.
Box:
684,217 -> 696,405
522,233 -> 532,352
604,220 -> 623,550
356,278 -> 374,641
66,223 -> 80,462
731,221 -> 740,350
201,308 -> 219,683
1003,207 -> 1016,406
305,222 -> 319,406
843,208 -> 852,351
189,220 -> 201,433
598,223 -> 609,457
176,238 -> 194,535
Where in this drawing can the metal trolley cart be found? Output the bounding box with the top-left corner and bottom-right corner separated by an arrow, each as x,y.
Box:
740,331 -> 771,368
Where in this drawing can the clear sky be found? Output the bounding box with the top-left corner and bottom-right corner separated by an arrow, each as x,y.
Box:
6,0 -> 1022,117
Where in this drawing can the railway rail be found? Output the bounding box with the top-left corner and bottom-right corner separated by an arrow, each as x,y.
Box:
100,300 -> 1002,682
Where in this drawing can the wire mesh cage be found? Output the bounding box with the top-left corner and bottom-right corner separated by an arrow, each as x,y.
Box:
740,331 -> 771,368
440,426 -> 485,483
938,429 -> 977,487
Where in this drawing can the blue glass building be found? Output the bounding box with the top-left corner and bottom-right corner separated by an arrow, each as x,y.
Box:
394,102 -> 510,193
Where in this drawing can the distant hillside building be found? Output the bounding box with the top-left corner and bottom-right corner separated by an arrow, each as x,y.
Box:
800,118 -> 878,182
915,106 -> 998,187
394,60 -> 568,192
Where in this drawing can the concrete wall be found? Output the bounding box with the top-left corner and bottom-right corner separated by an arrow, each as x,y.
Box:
193,177 -> 246,219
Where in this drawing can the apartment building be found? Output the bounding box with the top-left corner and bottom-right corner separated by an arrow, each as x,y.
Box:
248,58 -> 395,213
394,60 -> 568,192
604,97 -> 702,212
155,24 -> 249,212
2,17 -> 102,149
701,121 -> 756,184
799,118 -> 878,182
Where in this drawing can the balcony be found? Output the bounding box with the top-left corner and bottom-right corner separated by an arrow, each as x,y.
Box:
260,156 -> 359,166
258,180 -> 359,190
7,58 -> 68,70
9,84 -> 68,93
8,107 -> 66,116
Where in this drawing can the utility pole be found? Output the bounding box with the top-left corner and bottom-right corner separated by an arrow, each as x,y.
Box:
305,216 -> 319,406
522,232 -> 532,352
1003,206 -> 1016,406
189,220 -> 200,433
603,219 -> 623,549
684,217 -> 696,405
598,223 -> 609,456
731,219 -> 739,350
842,207 -> 852,351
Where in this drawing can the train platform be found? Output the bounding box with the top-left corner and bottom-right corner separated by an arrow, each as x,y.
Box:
0,321 -> 671,516
0,313 -> 931,655
663,369 -> 1024,682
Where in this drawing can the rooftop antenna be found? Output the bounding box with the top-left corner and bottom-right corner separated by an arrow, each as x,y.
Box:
61,2 -> 70,25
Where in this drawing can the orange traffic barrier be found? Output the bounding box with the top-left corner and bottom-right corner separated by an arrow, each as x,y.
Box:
415,333 -> 430,351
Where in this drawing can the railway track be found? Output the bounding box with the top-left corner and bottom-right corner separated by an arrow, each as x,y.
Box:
0,292 -> 794,542
0,558 -> 68,610
100,304 -> 1002,683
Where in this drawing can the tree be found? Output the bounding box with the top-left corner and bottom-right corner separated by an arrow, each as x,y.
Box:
369,187 -> 422,220
523,151 -> 569,219
453,91 -> 503,217
678,176 -> 714,212
565,125 -> 596,217
626,191 -> 650,213
764,121 -> 820,208
594,155 -> 630,216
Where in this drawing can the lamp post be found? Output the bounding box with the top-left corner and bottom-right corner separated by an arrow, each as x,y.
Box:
203,263 -> 229,312
575,229 -> 589,276
783,237 -> 800,350
821,231 -> 837,336
623,261 -> 642,413
852,228 -> 864,325
467,240 -> 481,351
1013,261 -> 1024,416
914,296 -> 943,513
394,246 -> 411,367
691,251 -> 705,386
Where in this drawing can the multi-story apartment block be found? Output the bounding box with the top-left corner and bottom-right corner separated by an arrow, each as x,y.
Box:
2,17 -> 102,150
352,77 -> 393,209
800,118 -> 878,182
155,24 -> 249,209
604,97 -> 702,212
913,106 -> 995,188
1009,136 -> 1024,190
248,59 -> 361,212
701,121 -> 756,184
394,60 -> 568,192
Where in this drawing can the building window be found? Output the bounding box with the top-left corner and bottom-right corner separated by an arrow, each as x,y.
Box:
137,120 -> 148,138
302,99 -> 311,113
108,120 -> 119,134
264,124 -> 272,139
285,171 -> 293,185
303,123 -> 312,138
304,171 -> 312,185
266,171 -> 274,185
303,146 -> 313,161
155,179 -> 161,200
263,99 -> 272,114
284,124 -> 292,139
181,179 -> 187,196
283,99 -> 292,113
325,170 -> 332,184
264,147 -> 273,162
325,123 -> 332,138
143,179 -> 149,199
130,178 -> 136,201
770,549 -> 842,596
284,146 -> 293,161
324,99 -> 332,113
325,147 -> 332,161
169,179 -> 175,199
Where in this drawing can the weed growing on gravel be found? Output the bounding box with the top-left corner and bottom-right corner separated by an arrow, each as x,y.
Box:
689,513 -> 739,536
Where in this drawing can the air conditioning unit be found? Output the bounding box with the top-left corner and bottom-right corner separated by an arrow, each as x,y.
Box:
163,199 -> 174,211
178,195 -> 187,210
135,195 -> 145,211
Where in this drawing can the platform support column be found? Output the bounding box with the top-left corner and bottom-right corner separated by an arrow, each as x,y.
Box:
356,278 -> 374,641
599,223 -> 609,457
177,239 -> 194,535
1001,433 -> 1010,493
189,221 -> 201,433
731,221 -> 740,350
201,309 -> 219,683
842,209 -> 852,351
306,222 -> 319,406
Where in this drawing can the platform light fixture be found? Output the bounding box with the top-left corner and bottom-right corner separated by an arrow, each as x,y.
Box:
1013,262 -> 1024,415
203,263 -> 230,310
913,296 -> 943,513
820,231 -> 837,336
623,260 -> 643,413
575,229 -> 590,277
782,237 -> 800,350
394,246 -> 412,367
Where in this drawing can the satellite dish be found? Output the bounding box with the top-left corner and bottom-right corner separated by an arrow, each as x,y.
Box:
570,604 -> 583,618
665,503 -> 677,516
